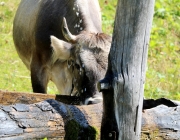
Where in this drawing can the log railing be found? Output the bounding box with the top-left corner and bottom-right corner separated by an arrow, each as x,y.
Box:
0,90 -> 180,139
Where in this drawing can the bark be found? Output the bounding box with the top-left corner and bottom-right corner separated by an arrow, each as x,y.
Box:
100,0 -> 155,139
0,90 -> 180,140
0,90 -> 81,105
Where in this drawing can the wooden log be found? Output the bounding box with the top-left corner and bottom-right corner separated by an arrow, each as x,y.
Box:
1,90 -> 178,108
0,99 -> 101,140
0,90 -> 180,139
0,90 -> 81,105
0,98 -> 180,140
142,105 -> 180,140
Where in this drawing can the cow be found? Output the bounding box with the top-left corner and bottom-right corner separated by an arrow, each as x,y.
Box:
13,0 -> 112,104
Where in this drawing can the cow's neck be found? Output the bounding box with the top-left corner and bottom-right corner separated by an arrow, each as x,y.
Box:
75,0 -> 102,33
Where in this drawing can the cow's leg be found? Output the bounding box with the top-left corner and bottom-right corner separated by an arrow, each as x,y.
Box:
30,55 -> 50,93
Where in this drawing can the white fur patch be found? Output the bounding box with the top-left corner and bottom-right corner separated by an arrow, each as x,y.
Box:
50,36 -> 72,61
74,24 -> 78,28
76,12 -> 79,17
84,96 -> 103,105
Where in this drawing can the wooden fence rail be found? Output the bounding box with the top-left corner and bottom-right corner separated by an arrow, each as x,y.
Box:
0,90 -> 180,139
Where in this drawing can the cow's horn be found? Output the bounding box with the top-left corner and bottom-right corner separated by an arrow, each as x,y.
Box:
62,17 -> 77,43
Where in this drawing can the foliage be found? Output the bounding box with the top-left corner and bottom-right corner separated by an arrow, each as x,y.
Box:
0,0 -> 179,100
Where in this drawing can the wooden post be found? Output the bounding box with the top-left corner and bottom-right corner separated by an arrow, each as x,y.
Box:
99,0 -> 155,139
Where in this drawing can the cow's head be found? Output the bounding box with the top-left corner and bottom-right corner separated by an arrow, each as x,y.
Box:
51,18 -> 111,104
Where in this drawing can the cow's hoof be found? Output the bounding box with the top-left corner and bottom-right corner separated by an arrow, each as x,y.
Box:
84,96 -> 103,105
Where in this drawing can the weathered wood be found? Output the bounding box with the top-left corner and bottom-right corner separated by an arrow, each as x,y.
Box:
141,105 -> 180,140
1,90 -> 178,109
100,0 -> 155,139
0,98 -> 180,140
0,90 -> 81,105
0,99 -> 101,140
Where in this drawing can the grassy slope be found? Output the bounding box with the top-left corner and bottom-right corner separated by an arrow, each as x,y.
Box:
100,0 -> 180,100
145,0 -> 180,99
0,0 -> 179,99
0,0 -> 57,93
0,0 -> 31,92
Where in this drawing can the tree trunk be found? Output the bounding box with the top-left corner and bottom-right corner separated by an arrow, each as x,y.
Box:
99,0 -> 155,139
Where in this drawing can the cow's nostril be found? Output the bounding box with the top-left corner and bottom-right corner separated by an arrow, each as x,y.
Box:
88,101 -> 93,105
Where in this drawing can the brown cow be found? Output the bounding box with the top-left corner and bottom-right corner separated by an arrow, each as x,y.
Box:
13,0 -> 111,104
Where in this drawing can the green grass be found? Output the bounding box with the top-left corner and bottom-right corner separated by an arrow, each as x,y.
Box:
145,0 -> 180,99
100,0 -> 180,100
0,0 -> 31,92
0,0 -> 57,93
0,0 -> 179,100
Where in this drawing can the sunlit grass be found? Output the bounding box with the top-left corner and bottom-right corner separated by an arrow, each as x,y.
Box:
0,0 -> 58,94
145,0 -> 180,99
100,0 -> 180,100
0,0 -> 31,92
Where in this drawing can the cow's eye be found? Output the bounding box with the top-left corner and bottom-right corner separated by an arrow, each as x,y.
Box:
75,63 -> 80,70
67,60 -> 73,66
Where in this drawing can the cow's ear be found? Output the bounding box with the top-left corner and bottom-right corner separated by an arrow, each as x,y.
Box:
50,36 -> 72,60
